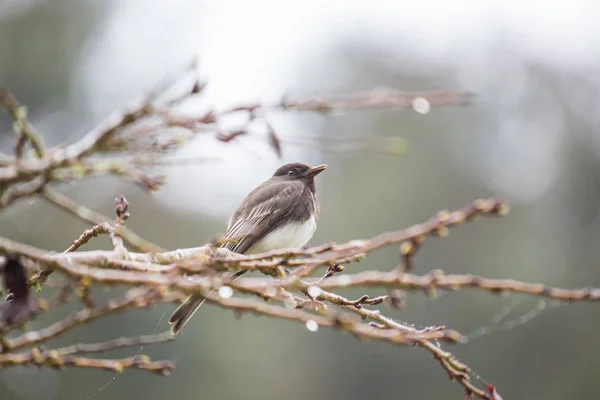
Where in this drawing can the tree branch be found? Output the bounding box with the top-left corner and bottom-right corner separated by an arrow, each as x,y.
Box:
0,88 -> 45,160
41,187 -> 164,253
0,64 -> 514,398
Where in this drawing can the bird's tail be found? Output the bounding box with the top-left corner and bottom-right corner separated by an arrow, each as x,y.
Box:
169,270 -> 248,334
169,294 -> 206,335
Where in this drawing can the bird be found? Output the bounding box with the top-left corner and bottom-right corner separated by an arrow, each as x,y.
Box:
169,162 -> 327,334
1,256 -> 31,326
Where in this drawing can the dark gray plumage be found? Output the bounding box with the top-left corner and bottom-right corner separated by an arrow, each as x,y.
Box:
169,162 -> 326,334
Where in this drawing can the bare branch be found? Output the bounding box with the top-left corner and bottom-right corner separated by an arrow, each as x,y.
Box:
0,349 -> 174,375
64,223 -> 114,253
0,64 -> 561,399
0,88 -> 45,159
0,194 -> 593,398
41,187 -> 164,253
0,66 -> 472,212
54,332 -> 175,356
313,270 -> 600,301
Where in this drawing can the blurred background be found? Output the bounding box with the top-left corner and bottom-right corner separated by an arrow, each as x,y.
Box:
2,0 -> 600,399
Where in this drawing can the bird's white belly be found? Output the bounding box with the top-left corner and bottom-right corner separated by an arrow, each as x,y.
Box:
245,218 -> 317,255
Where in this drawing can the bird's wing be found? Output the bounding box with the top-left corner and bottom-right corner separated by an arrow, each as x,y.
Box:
221,181 -> 302,254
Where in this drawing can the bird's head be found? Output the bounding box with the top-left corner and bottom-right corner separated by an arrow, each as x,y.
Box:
272,163 -> 327,190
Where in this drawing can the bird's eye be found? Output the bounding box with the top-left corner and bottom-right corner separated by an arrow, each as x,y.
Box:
287,170 -> 295,176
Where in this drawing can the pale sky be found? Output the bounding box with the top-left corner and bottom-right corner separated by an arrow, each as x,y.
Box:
67,0 -> 600,215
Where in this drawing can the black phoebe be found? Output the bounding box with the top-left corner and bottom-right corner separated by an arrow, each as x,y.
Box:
169,162 -> 327,334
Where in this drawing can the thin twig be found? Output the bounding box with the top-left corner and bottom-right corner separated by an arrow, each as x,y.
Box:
64,223 -> 114,253
42,187 -> 163,253
4,290 -> 174,351
55,331 -> 175,356
0,350 -> 174,375
0,88 -> 45,159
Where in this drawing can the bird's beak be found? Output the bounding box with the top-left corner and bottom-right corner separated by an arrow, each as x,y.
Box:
305,164 -> 327,178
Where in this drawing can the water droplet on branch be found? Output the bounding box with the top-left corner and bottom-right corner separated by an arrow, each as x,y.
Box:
305,320 -> 319,332
218,286 -> 233,299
